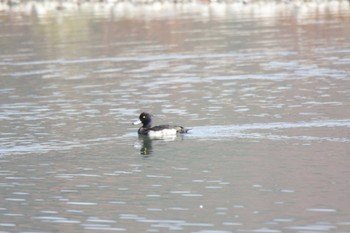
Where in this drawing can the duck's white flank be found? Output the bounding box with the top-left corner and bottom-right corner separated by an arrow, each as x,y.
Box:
148,129 -> 177,137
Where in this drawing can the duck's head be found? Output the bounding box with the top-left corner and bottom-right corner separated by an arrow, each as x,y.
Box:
132,112 -> 152,128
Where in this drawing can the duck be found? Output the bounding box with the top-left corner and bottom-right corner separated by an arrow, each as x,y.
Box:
132,112 -> 190,136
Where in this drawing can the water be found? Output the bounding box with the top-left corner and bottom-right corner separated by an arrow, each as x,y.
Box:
1,1 -> 350,232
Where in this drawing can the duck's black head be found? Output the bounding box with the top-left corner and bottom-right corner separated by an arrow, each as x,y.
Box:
133,112 -> 152,128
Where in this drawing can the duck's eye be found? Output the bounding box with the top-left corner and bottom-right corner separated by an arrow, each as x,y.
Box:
143,116 -> 146,118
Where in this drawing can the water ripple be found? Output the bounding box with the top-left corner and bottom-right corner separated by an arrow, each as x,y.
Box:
1,119 -> 349,156
2,51 -> 295,66
189,119 -> 350,142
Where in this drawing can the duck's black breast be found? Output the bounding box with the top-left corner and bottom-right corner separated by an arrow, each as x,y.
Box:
138,127 -> 149,135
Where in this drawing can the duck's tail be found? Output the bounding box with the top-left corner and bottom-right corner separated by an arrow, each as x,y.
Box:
176,126 -> 191,134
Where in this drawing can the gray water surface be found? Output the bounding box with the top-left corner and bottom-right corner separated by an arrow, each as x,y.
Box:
1,1 -> 350,232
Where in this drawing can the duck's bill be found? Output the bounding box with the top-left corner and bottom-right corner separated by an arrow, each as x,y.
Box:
132,120 -> 142,125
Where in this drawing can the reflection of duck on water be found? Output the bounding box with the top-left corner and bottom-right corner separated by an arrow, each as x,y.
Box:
136,134 -> 179,156
137,135 -> 153,156
132,112 -> 190,156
